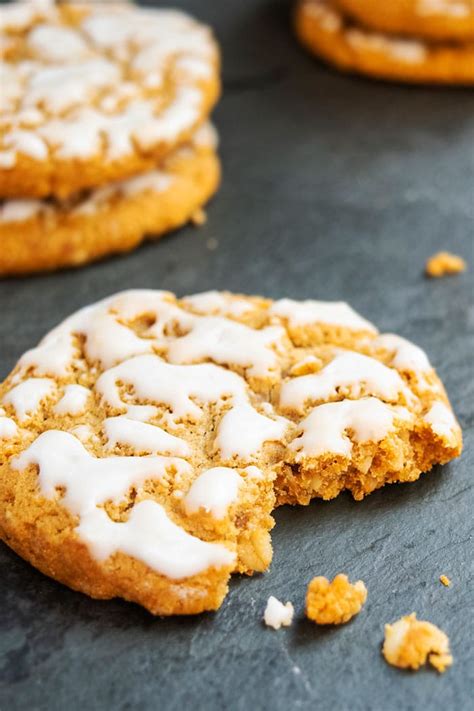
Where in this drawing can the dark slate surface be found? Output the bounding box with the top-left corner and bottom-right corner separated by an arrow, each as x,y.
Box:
0,1 -> 473,709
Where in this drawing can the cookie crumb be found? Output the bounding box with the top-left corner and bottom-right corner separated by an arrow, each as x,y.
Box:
264,596 -> 294,629
425,252 -> 466,278
383,613 -> 452,673
305,574 -> 367,625
439,574 -> 451,587
206,237 -> 219,251
191,208 -> 207,227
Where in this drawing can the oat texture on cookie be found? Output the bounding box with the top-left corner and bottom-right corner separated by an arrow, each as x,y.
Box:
294,0 -> 474,85
0,0 -> 220,198
0,290 -> 462,614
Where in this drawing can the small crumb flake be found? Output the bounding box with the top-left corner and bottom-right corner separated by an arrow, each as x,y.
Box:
383,613 -> 453,673
425,252 -> 466,278
305,573 -> 367,625
264,595 -> 294,629
206,237 -> 219,251
439,574 -> 451,587
191,208 -> 207,226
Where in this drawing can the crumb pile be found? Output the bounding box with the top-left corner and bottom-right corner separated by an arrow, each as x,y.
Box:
0,289 -> 462,614
306,574 -> 367,624
0,0 -> 221,274
383,613 -> 453,672
426,252 -> 467,278
294,0 -> 474,85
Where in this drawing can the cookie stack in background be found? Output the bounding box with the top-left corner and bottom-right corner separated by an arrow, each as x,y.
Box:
0,0 -> 221,275
294,0 -> 474,85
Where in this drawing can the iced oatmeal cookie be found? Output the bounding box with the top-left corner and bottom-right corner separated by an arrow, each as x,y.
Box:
0,0 -> 220,198
0,290 -> 462,613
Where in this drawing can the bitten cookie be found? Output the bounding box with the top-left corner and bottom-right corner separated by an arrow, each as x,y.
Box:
0,290 -> 462,614
295,0 -> 474,85
0,0 -> 220,198
0,125 -> 220,276
334,0 -> 474,42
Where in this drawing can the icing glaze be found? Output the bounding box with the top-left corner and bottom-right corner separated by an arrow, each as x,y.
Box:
53,384 -> 90,416
215,402 -> 288,460
280,352 -> 409,411
104,416 -> 190,457
270,298 -> 377,333
96,355 -> 248,421
289,397 -> 397,458
0,416 -> 18,439
374,334 -> 431,373
167,317 -> 284,378
1,4 -> 218,166
424,401 -> 459,444
12,430 -> 234,578
182,290 -> 255,317
2,377 -> 55,421
183,466 -> 243,518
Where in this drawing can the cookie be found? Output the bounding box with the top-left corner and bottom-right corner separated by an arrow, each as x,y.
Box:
334,0 -> 474,42
0,0 -> 220,198
295,0 -> 474,85
0,290 -> 462,614
0,124 -> 220,276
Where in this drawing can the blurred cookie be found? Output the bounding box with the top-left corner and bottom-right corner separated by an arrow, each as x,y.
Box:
0,125 -> 220,275
0,0 -> 220,198
335,0 -> 474,42
295,0 -> 474,84
0,290 -> 462,613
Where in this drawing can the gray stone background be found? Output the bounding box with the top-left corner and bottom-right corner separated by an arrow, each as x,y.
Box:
0,1 -> 473,709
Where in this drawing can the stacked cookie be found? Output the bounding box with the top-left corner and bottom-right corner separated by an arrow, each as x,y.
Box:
295,0 -> 474,84
0,0 -> 221,275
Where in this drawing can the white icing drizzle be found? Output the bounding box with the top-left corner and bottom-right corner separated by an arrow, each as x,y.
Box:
11,430 -> 234,578
289,398 -> 397,458
1,5 -> 217,163
0,416 -> 18,439
104,416 -> 190,457
215,402 -> 288,460
374,334 -> 431,373
53,384 -> 90,416
70,424 -> 94,443
167,317 -> 284,379
346,30 -> 427,64
182,290 -> 255,318
424,402 -> 459,445
183,467 -> 243,519
270,298 -> 377,333
417,0 -> 470,18
2,377 -> 55,421
264,596 -> 294,629
280,352 -> 409,411
96,354 -> 248,421
125,405 -> 159,422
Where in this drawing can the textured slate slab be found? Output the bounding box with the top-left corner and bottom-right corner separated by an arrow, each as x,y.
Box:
0,1 -> 473,709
